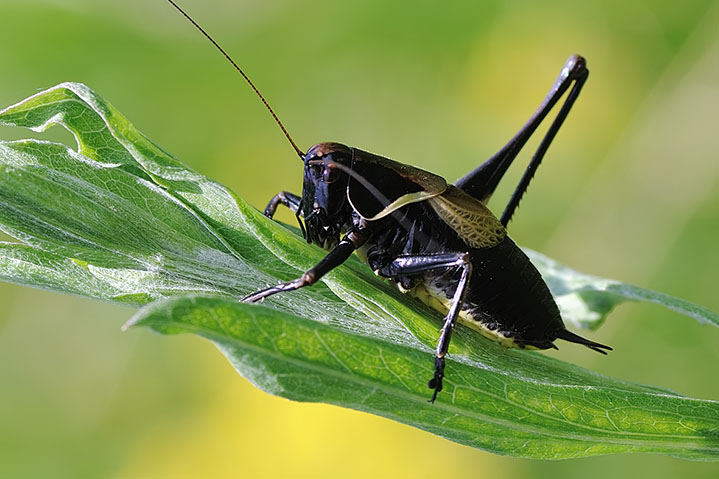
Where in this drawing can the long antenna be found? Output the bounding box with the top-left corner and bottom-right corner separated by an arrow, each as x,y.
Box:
166,0 -> 304,158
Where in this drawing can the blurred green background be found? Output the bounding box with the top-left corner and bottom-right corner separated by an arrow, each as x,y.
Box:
1,0 -> 718,477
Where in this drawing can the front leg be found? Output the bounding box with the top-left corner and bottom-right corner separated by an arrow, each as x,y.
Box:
243,229 -> 369,303
264,191 -> 301,218
376,252 -> 472,403
263,191 -> 310,241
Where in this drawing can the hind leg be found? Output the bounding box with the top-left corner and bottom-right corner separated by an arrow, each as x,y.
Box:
455,55 -> 588,226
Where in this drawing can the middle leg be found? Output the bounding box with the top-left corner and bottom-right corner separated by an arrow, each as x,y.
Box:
377,252 -> 472,402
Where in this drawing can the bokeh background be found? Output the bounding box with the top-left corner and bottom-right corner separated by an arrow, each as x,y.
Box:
1,0 -> 718,477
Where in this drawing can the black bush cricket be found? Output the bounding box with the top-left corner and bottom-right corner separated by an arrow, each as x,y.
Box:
167,0 -> 611,402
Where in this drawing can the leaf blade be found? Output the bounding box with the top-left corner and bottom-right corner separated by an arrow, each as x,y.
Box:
129,295 -> 719,460
1,83 -> 718,460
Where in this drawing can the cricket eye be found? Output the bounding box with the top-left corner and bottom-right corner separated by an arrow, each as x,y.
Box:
322,164 -> 340,183
309,163 -> 323,179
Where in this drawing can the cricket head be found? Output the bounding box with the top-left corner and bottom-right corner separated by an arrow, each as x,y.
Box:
300,142 -> 354,249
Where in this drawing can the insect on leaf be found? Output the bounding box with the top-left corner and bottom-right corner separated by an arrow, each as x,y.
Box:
0,84 -> 718,460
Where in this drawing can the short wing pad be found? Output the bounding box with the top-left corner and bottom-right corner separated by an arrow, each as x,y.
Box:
428,186 -> 507,249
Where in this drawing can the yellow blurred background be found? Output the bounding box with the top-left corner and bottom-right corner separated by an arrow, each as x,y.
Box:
1,0 -> 718,477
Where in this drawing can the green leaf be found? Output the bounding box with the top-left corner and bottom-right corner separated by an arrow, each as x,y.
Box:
128,295 -> 719,460
1,83 -> 718,459
526,250 -> 719,330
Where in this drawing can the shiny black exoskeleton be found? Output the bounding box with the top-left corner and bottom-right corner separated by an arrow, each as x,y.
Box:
248,55 -> 612,403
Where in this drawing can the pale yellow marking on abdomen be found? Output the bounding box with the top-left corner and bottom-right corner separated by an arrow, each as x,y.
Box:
404,281 -> 528,349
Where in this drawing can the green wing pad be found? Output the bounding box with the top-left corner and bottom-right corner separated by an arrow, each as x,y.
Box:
428,186 -> 506,249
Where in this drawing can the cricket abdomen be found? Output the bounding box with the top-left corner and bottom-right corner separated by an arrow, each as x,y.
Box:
360,197 -> 575,351
407,236 -> 566,350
